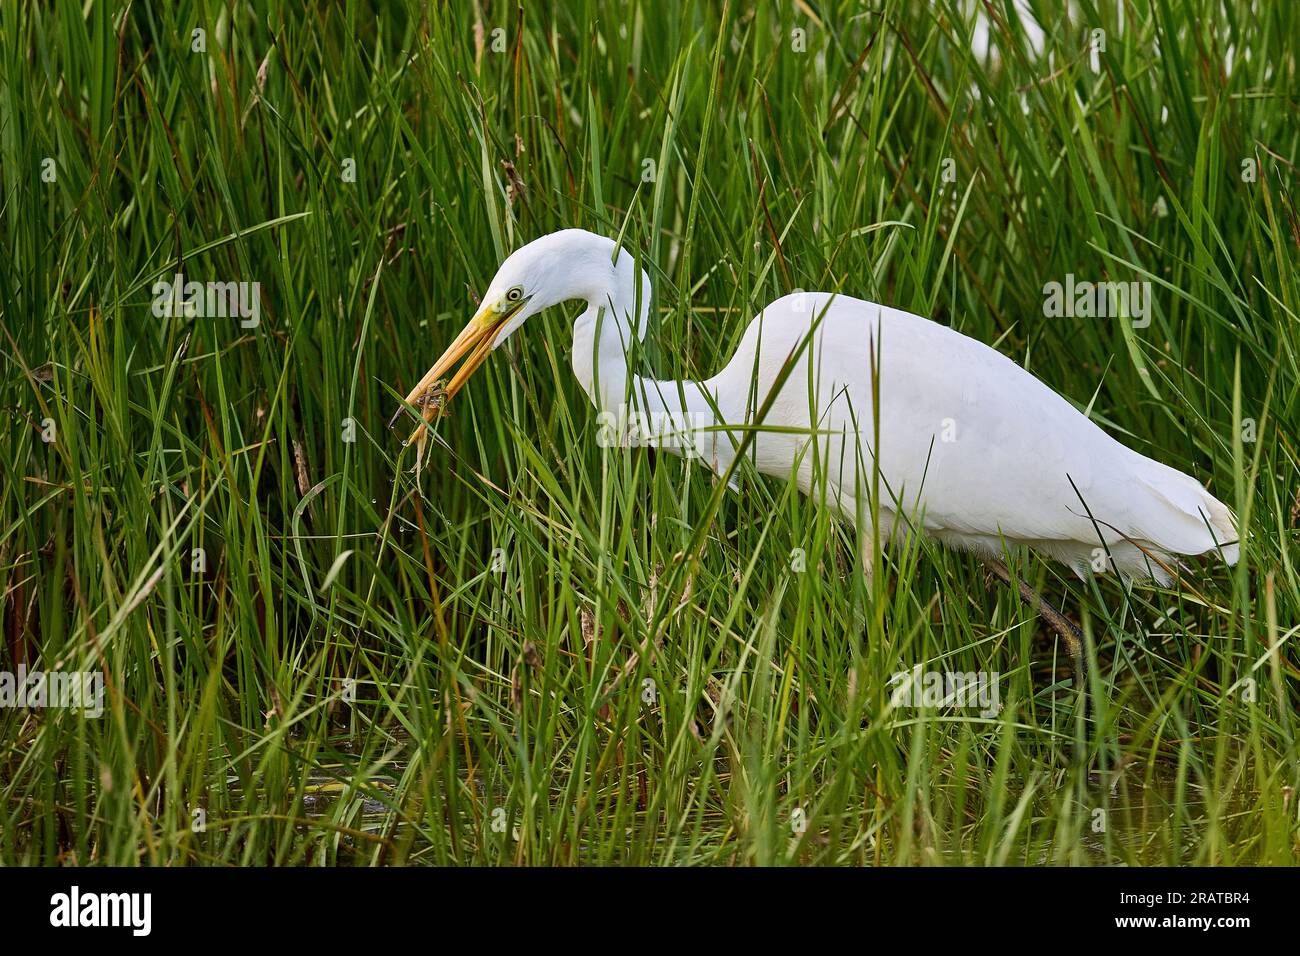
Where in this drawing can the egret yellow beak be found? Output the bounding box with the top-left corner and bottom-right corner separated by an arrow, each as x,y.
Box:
392,296 -> 524,442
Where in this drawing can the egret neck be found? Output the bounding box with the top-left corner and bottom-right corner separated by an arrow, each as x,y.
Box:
566,239 -> 730,471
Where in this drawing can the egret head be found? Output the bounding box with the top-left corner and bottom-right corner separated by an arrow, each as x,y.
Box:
395,229 -> 636,427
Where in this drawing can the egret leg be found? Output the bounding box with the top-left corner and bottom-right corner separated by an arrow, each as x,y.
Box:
979,556 -> 1088,708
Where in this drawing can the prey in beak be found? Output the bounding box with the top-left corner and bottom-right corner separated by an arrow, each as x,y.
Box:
390,293 -> 528,447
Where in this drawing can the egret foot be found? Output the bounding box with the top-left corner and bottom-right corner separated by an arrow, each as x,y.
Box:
979,556 -> 1088,715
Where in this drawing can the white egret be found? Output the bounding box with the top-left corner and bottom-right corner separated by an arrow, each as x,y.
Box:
396,229 -> 1239,689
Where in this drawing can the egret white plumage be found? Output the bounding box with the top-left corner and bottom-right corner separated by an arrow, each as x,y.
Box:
396,229 -> 1239,687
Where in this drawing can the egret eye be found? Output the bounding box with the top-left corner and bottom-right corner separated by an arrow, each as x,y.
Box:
506,287 -> 523,302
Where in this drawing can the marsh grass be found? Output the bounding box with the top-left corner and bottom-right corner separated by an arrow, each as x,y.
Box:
0,0 -> 1296,865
